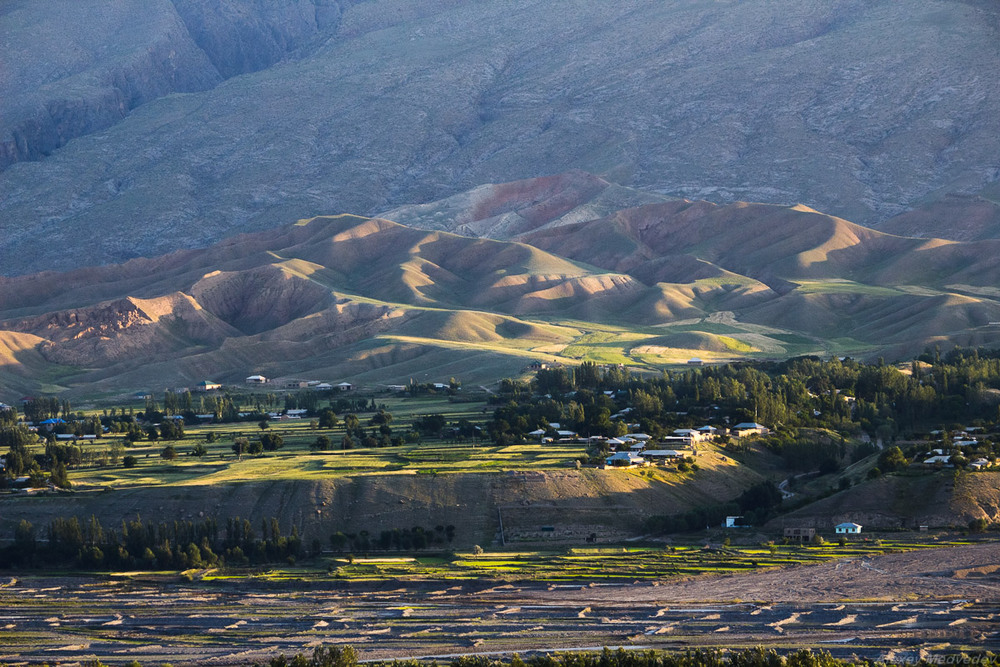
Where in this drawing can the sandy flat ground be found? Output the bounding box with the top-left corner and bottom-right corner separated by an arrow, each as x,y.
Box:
520,542 -> 1000,605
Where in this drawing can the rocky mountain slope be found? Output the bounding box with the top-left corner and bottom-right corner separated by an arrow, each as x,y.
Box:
4,177 -> 1000,398
1,0 -> 999,275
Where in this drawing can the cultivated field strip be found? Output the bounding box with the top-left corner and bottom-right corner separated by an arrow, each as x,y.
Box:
0,577 -> 998,665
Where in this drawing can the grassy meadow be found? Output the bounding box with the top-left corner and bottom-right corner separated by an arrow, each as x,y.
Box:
53,394 -> 597,490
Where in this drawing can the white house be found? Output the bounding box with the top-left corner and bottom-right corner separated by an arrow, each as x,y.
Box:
245,375 -> 267,384
674,428 -> 711,443
335,382 -> 353,391
835,522 -> 862,534
606,451 -> 645,467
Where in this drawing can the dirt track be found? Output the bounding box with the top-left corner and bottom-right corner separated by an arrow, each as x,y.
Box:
0,544 -> 997,666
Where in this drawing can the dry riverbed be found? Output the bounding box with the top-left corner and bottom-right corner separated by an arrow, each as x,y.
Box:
0,544 -> 998,665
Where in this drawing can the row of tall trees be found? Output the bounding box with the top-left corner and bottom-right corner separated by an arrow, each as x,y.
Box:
1,515 -> 303,570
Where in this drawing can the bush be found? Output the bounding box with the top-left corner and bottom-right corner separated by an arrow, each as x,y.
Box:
311,435 -> 332,451
122,455 -> 137,468
969,517 -> 988,533
877,446 -> 908,473
260,432 -> 284,451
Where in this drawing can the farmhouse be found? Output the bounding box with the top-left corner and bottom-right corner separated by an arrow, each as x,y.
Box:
732,422 -> 768,437
642,449 -> 686,461
196,381 -> 222,392
835,522 -> 862,534
784,527 -> 816,541
245,375 -> 267,384
335,382 -> 354,391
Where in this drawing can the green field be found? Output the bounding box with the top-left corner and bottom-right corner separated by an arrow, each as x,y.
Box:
209,537 -> 976,584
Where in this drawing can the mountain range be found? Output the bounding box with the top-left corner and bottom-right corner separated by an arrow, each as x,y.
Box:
2,0 -> 1000,276
3,173 -> 1000,399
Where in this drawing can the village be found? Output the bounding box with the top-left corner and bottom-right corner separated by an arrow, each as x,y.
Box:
4,358 -> 999,549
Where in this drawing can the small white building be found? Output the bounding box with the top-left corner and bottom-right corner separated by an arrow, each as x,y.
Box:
835,522 -> 862,535
245,375 -> 267,385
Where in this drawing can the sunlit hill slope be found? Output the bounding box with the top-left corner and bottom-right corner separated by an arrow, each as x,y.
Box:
4,178 -> 1000,397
